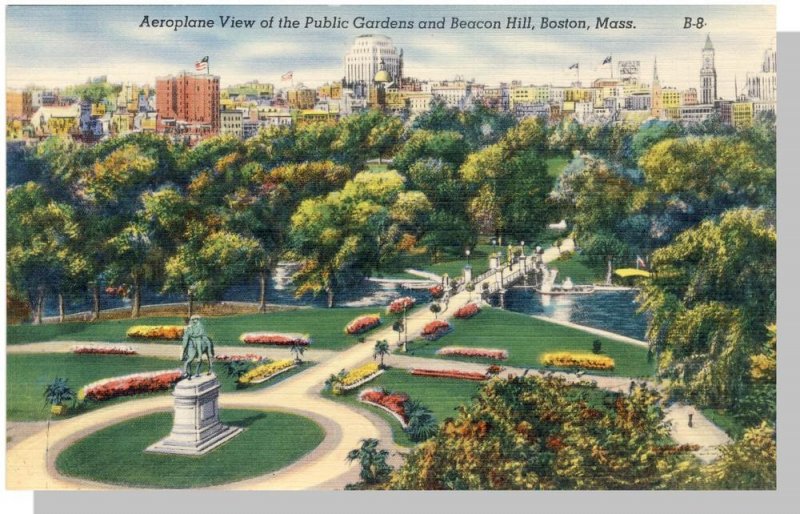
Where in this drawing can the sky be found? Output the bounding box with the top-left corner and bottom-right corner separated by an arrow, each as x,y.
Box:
6,4 -> 775,99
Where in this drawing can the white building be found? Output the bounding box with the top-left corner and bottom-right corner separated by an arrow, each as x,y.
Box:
746,44 -> 776,116
344,34 -> 403,94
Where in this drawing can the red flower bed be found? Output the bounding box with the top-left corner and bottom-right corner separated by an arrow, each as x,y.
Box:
215,353 -> 263,362
410,368 -> 487,381
239,332 -> 311,346
436,346 -> 507,360
388,296 -> 416,314
345,314 -> 381,335
421,320 -> 452,340
429,285 -> 444,299
72,344 -> 137,355
79,370 -> 182,402
454,303 -> 481,319
359,389 -> 410,423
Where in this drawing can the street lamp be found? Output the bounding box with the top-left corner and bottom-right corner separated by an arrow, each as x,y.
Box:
465,248 -> 471,265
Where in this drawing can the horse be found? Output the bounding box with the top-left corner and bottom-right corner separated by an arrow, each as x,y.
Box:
181,318 -> 215,378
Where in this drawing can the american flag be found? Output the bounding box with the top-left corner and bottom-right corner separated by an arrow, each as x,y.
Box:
281,71 -> 293,81
568,63 -> 579,70
602,56 -> 612,65
195,56 -> 209,71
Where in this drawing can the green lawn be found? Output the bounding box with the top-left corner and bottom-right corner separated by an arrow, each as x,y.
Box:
7,307 -> 385,350
379,244 -> 497,282
366,162 -> 390,172
55,409 -> 324,488
701,407 -> 747,440
325,367 -> 483,447
405,308 -> 655,378
548,252 -> 607,285
546,155 -> 571,178
7,353 -> 313,421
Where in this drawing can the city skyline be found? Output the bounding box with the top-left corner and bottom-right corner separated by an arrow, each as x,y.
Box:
7,5 -> 774,98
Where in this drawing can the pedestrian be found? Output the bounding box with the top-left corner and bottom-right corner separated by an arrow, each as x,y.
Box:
688,412 -> 694,428
629,380 -> 636,395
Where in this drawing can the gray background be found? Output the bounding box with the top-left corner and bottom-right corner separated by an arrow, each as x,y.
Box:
29,30 -> 799,514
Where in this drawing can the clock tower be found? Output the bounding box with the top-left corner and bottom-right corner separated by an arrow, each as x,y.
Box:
700,34 -> 717,104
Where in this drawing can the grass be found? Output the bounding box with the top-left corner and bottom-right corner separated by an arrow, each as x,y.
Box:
548,252 -> 607,285
55,409 -> 324,488
378,244 -> 497,281
325,368 -> 482,447
701,407 -> 747,440
546,155 -> 571,178
366,162 -> 390,172
7,307 -> 385,349
405,308 -> 655,378
7,353 -> 313,421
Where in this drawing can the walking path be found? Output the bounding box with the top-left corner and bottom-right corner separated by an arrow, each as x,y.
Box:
6,239 -> 730,489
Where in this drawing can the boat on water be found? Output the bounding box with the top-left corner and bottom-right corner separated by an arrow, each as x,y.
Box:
535,272 -> 595,296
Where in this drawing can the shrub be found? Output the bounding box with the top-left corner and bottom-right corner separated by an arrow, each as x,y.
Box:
126,325 -> 184,340
454,303 -> 480,319
345,314 -> 382,335
388,297 -> 415,314
421,320 -> 452,340
592,339 -> 602,354
540,352 -> 615,371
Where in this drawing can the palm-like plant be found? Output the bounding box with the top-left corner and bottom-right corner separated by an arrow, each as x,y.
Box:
290,343 -> 305,364
345,438 -> 392,484
429,303 -> 441,319
325,369 -> 346,394
373,340 -> 390,369
44,377 -> 75,414
465,282 -> 475,301
403,399 -> 438,442
225,360 -> 254,381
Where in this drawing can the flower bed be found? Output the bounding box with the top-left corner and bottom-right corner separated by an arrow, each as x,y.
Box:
78,369 -> 182,402
238,359 -> 296,385
359,389 -> 409,427
410,368 -> 487,381
340,362 -> 383,391
429,285 -> 444,299
239,332 -> 311,346
421,320 -> 452,340
436,346 -> 507,360
454,303 -> 480,319
215,353 -> 264,362
540,352 -> 615,371
72,344 -> 137,355
126,325 -> 184,340
345,314 -> 382,335
388,296 -> 416,314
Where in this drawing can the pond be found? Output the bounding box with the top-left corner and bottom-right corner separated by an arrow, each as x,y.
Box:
490,287 -> 649,341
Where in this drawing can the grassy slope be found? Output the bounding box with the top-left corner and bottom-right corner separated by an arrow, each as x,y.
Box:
55,409 -> 324,488
7,308 -> 383,349
547,253 -> 607,285
7,353 -> 312,421
546,155 -> 570,178
406,308 -> 654,378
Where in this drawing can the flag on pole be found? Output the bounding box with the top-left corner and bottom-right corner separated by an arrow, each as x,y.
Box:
602,56 -> 612,65
195,56 -> 209,72
636,255 -> 647,269
281,71 -> 293,81
568,63 -> 579,70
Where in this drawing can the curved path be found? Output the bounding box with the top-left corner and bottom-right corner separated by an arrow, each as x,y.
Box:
6,238 -> 729,488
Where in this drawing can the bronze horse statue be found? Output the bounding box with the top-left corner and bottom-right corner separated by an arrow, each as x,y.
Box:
181,315 -> 215,378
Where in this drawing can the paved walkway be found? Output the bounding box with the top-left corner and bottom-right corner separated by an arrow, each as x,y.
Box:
6,238 -> 731,489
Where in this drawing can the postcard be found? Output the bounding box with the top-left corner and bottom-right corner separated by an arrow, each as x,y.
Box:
6,4 -> 776,491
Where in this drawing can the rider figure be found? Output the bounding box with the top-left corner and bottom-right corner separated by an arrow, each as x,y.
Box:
181,315 -> 214,378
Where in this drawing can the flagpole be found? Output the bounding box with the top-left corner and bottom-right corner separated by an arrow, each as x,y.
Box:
610,55 -> 613,78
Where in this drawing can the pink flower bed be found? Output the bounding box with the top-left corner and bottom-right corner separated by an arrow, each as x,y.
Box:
79,370 -> 182,402
388,297 -> 416,314
215,353 -> 264,362
429,285 -> 444,299
421,320 -> 452,340
72,344 -> 137,355
345,314 -> 381,335
436,346 -> 508,360
410,368 -> 487,381
359,389 -> 410,424
454,303 -> 480,319
239,332 -> 311,346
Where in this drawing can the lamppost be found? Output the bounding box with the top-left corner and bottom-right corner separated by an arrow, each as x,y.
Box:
187,285 -> 196,318
465,248 -> 471,266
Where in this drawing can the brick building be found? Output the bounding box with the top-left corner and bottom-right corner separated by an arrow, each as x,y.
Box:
156,72 -> 220,138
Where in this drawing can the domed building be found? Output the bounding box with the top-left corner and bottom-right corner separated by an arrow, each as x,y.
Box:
344,34 -> 403,96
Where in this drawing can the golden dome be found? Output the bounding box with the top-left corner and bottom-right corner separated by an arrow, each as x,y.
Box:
374,69 -> 391,83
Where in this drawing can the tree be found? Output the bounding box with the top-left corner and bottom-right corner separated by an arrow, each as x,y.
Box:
403,399 -> 438,442
639,208 -> 776,408
367,116 -> 404,163
699,422 -> 775,489
290,343 -> 305,364
388,375 -> 696,490
429,303 -> 441,319
392,130 -> 469,173
106,222 -> 161,318
346,438 -> 392,486
373,340 -> 390,369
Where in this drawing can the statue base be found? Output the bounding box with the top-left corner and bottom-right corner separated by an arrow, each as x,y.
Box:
146,373 -> 242,456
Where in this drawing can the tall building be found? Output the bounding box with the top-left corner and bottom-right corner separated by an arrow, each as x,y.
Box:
156,72 -> 220,137
344,34 -> 403,94
700,35 -> 717,104
746,43 -> 776,116
651,58 -> 662,117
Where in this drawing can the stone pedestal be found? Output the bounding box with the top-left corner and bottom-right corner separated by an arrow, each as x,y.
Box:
146,373 -> 242,456
463,265 -> 473,283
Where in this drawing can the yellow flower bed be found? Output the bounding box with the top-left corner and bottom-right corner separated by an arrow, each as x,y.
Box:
238,360 -> 295,385
540,352 -> 615,371
341,362 -> 381,387
126,325 -> 184,340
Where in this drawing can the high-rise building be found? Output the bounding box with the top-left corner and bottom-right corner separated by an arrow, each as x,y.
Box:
651,58 -> 662,117
344,34 -> 403,94
746,43 -> 776,116
700,35 -> 717,104
156,72 -> 220,137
